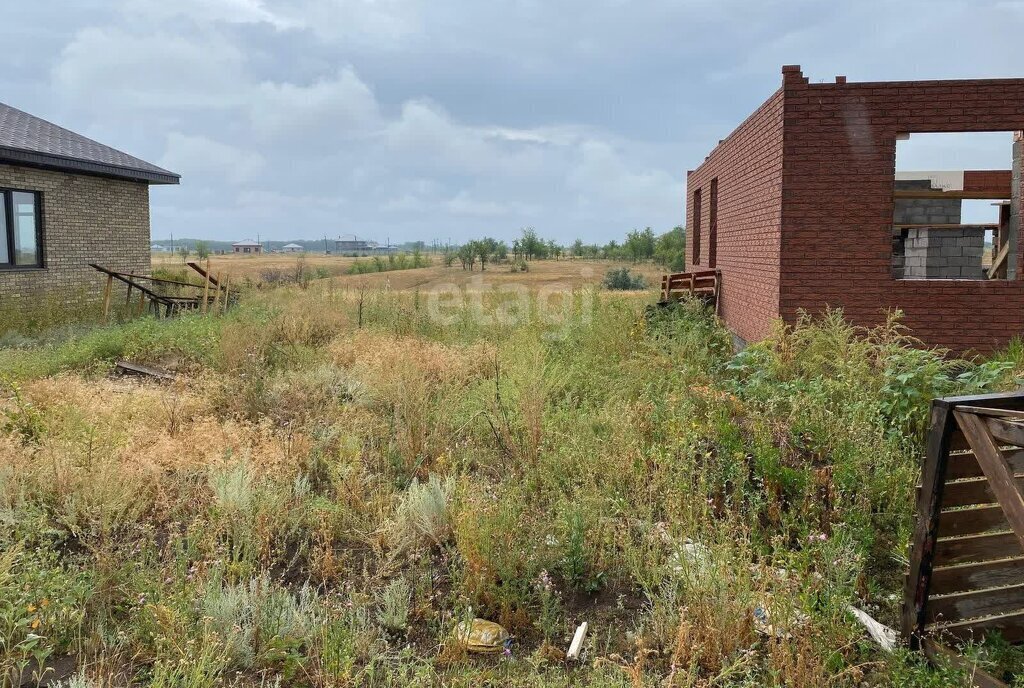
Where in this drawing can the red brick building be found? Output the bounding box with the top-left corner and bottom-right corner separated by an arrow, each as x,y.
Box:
686,66 -> 1024,353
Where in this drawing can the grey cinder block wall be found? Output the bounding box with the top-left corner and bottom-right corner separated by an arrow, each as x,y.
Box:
0,164 -> 151,307
903,227 -> 986,279
892,179 -> 974,279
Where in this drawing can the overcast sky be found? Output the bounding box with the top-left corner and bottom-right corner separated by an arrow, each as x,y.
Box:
4,1 -> 1023,244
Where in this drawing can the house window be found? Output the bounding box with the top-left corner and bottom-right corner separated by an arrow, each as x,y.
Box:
692,188 -> 702,265
0,189 -> 42,269
708,178 -> 719,268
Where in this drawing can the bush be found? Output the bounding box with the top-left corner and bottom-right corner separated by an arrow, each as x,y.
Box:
602,267 -> 647,290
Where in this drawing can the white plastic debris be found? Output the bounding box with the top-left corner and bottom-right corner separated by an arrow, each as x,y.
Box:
848,606 -> 897,652
567,621 -> 589,660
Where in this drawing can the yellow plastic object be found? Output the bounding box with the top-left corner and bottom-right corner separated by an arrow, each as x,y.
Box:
454,618 -> 510,654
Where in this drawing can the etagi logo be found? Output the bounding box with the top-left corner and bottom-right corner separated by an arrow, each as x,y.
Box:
425,268 -> 595,337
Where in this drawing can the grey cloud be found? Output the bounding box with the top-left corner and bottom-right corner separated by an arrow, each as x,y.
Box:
6,0 -> 1022,243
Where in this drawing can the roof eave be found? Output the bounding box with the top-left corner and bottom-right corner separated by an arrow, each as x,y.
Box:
0,146 -> 180,185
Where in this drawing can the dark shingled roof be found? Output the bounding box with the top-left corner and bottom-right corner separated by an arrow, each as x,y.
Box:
0,102 -> 180,185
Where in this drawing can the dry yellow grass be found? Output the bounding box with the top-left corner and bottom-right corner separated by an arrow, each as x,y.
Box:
152,251 -> 360,281
329,259 -> 664,292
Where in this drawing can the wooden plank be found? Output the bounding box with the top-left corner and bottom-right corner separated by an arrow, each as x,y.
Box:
939,477 -> 1019,508
988,418 -> 1024,448
187,261 -> 222,287
894,223 -> 999,229
935,532 -> 1021,566
930,608 -> 1024,644
989,241 -> 1010,280
221,273 -> 231,314
921,638 -> 1008,688
957,411 -> 1024,550
102,274 -> 113,322
201,260 -> 211,315
927,583 -> 1024,624
957,406 -> 1024,421
212,272 -> 222,312
895,188 -> 1012,199
931,557 -> 1024,595
115,360 -> 175,381
945,449 -> 1024,481
904,400 -> 959,641
939,506 -> 1009,538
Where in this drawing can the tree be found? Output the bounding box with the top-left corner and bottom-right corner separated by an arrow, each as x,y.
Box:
520,227 -> 545,260
655,226 -> 686,272
624,228 -> 655,262
177,245 -> 189,263
195,240 -> 211,260
570,239 -> 584,259
495,241 -> 508,262
457,243 -> 476,270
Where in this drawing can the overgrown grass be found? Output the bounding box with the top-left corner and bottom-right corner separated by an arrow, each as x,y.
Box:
1,283 -> 1021,686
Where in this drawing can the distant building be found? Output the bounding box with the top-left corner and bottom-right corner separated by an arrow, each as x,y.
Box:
282,243 -> 304,253
151,244 -> 169,252
232,240 -> 263,255
335,234 -> 370,254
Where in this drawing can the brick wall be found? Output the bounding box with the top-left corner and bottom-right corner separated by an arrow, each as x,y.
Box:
0,164 -> 151,308
686,88 -> 785,344
777,68 -> 1024,353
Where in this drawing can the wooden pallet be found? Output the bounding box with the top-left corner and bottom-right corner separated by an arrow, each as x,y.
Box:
904,392 -> 1024,687
659,269 -> 721,313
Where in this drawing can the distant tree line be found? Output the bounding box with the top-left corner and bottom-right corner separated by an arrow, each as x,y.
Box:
447,226 -> 686,272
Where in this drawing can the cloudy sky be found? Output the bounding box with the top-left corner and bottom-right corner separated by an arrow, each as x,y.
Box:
4,1 -> 1023,243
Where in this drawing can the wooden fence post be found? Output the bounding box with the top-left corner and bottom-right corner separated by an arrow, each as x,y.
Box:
102,274 -> 113,323
201,260 -> 211,314
212,272 -> 222,313
221,273 -> 231,314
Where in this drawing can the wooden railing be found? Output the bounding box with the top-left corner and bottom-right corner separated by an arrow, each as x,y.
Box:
904,392 -> 1024,687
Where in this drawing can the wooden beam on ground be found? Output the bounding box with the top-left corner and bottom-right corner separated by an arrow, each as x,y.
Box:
922,638 -> 1008,688
955,411 -> 1024,552
115,360 -> 175,381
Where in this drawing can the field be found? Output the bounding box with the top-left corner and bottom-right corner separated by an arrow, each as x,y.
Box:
2,262 -> 1024,687
150,252 -> 664,292
152,252 -> 361,282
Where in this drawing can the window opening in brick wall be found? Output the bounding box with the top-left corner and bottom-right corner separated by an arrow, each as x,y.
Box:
892,131 -> 1020,281
692,187 -> 702,266
708,178 -> 718,268
0,188 -> 42,269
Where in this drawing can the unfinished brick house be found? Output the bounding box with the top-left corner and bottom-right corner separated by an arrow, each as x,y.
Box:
0,102 -> 179,309
684,65 -> 1024,354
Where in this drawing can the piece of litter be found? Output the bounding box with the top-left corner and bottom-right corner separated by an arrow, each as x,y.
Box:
567,621 -> 588,660
115,360 -> 175,381
454,618 -> 510,654
753,597 -> 808,639
848,605 -> 897,652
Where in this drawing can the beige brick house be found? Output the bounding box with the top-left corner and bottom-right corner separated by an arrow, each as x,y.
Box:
0,102 -> 179,309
